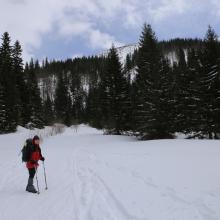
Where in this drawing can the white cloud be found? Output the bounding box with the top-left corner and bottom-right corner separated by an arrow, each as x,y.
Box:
148,0 -> 190,22
58,19 -> 92,38
0,0 -> 56,59
0,0 -> 128,60
1,0 -> 220,61
211,0 -> 220,16
88,29 -> 122,49
122,2 -> 143,28
57,15 -> 122,49
72,54 -> 83,59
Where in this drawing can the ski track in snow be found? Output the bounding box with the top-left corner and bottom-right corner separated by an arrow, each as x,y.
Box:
74,149 -> 147,220
0,125 -> 220,220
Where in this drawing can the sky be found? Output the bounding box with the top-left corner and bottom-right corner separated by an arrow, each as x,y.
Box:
1,0 -> 220,62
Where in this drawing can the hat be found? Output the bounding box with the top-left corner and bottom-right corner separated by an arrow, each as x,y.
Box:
33,135 -> 40,140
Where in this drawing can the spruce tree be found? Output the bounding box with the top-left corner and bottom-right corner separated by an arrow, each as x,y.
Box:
26,59 -> 44,128
185,49 -> 203,135
174,48 -> 188,132
0,32 -> 17,132
86,86 -> 103,128
54,72 -> 71,125
157,58 -> 174,135
100,46 -> 131,134
22,62 -> 32,125
12,40 -> 26,126
43,94 -> 54,126
133,24 -> 173,139
71,72 -> 84,124
200,26 -> 220,139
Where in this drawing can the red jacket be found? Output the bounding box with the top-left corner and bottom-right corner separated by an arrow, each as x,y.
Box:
26,141 -> 43,169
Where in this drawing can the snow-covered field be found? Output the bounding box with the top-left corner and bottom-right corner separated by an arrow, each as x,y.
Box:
0,125 -> 220,220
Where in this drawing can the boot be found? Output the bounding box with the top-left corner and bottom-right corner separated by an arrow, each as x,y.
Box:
26,177 -> 37,193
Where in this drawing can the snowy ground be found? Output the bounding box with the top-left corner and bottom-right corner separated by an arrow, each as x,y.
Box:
0,125 -> 220,220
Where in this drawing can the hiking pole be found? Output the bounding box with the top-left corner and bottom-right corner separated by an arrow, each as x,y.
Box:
35,167 -> 40,194
42,161 -> 48,190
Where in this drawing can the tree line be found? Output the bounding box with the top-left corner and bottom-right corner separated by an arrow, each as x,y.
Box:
0,24 -> 220,139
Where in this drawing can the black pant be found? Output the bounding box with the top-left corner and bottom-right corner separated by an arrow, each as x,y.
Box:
28,168 -> 36,178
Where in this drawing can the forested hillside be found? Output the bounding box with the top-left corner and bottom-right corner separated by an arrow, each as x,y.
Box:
0,24 -> 219,139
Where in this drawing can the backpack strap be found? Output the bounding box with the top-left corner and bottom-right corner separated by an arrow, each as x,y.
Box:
25,142 -> 35,162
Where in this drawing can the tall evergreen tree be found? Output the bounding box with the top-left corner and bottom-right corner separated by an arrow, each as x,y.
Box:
0,32 -> 17,132
26,59 -> 44,128
12,40 -> 26,126
173,48 -> 188,132
86,86 -> 103,128
100,46 -> 131,134
22,62 -> 32,125
133,24 -> 173,139
184,49 -> 203,135
70,72 -> 85,124
54,72 -> 71,125
200,26 -> 220,139
157,58 -> 174,135
43,94 -> 54,126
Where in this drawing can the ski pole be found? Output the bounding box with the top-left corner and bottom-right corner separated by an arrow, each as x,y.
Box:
18,150 -> 22,157
35,167 -> 40,194
43,161 -> 48,190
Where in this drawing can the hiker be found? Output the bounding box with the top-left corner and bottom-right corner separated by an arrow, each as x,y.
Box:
25,135 -> 45,193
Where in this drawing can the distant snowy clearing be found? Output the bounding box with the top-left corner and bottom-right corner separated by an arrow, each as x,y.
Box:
0,125 -> 220,220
